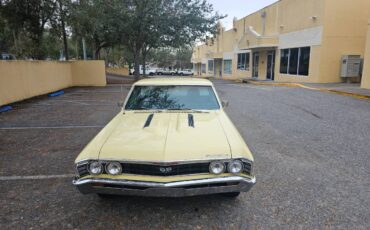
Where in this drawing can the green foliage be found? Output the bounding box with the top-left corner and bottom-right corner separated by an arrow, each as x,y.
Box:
0,0 -> 224,67
148,47 -> 193,69
1,0 -> 56,59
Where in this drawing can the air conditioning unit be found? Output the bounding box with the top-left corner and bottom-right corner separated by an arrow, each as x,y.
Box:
341,55 -> 362,78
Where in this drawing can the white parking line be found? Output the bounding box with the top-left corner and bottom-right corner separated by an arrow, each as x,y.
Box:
0,125 -> 104,130
0,174 -> 75,181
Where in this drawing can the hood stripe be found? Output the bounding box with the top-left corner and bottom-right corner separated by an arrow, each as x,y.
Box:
188,114 -> 195,128
143,114 -> 154,128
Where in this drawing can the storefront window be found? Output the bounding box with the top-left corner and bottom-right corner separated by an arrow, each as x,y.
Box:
201,64 -> 206,73
237,53 -> 250,70
288,48 -> 299,75
280,47 -> 310,76
223,60 -> 232,74
299,47 -> 310,76
208,60 -> 214,72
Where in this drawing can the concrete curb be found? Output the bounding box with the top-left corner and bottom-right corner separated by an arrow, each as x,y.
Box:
242,80 -> 370,101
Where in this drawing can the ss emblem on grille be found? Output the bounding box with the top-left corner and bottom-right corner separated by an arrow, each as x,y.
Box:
159,167 -> 172,174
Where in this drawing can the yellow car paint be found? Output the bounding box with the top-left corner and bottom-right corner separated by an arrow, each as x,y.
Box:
75,78 -> 254,182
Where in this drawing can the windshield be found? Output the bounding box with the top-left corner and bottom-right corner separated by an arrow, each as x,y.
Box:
125,85 -> 220,110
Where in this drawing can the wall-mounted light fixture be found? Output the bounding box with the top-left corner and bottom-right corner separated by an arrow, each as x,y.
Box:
310,16 -> 318,21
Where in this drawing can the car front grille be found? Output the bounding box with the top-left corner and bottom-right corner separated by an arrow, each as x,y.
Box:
121,162 -> 210,176
76,160 -> 252,177
77,163 -> 89,177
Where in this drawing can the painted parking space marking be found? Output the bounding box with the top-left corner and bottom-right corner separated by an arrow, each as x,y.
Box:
245,81 -> 370,100
30,103 -> 116,107
0,125 -> 104,130
0,174 -> 75,181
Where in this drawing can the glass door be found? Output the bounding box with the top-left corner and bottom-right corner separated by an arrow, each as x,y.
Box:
266,51 -> 275,80
253,52 -> 259,78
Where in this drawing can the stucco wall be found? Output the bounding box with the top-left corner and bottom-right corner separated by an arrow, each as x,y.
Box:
71,61 -> 106,86
319,0 -> 370,83
361,17 -> 370,89
0,60 -> 106,106
192,0 -> 370,84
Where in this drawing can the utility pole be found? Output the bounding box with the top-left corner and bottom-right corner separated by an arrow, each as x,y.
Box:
82,38 -> 87,60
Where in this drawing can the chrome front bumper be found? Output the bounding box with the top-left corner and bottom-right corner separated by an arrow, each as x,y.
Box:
72,176 -> 256,197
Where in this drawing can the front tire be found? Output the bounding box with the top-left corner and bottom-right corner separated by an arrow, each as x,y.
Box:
222,192 -> 240,198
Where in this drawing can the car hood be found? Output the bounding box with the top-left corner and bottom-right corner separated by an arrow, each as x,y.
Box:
98,112 -> 232,162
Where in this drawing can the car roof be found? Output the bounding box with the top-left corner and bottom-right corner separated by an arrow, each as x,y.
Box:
133,78 -> 213,86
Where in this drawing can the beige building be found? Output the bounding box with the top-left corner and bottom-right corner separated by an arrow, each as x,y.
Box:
361,11 -> 370,89
192,0 -> 370,89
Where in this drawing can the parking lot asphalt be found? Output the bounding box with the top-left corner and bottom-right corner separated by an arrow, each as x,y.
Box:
1,79 -> 370,229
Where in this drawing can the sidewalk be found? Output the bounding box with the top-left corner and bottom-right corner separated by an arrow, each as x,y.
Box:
303,83 -> 370,97
241,79 -> 370,100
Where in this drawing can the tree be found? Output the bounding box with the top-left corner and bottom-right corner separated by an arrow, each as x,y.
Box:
51,0 -> 70,60
119,0 -> 224,80
69,0 -> 123,60
1,0 -> 56,59
0,0 -> 223,67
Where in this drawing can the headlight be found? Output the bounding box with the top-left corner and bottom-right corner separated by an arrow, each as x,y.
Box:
209,161 -> 225,175
106,162 -> 122,175
227,161 -> 243,174
88,161 -> 103,175
227,160 -> 243,174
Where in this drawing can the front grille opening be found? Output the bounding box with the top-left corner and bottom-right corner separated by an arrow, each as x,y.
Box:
98,184 -> 148,190
183,182 -> 239,189
121,162 -> 210,176
91,182 -> 240,190
77,164 -> 89,177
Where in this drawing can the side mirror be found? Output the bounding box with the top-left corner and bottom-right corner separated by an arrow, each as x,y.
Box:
221,100 -> 229,108
117,101 -> 124,108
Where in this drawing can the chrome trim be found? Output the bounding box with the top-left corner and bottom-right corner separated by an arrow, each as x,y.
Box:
72,176 -> 256,197
75,158 -> 254,178
76,158 -> 253,166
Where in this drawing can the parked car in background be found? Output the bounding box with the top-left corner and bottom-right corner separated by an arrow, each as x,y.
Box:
177,69 -> 194,76
156,68 -> 176,76
1,52 -> 16,60
130,65 -> 157,76
73,78 -> 256,198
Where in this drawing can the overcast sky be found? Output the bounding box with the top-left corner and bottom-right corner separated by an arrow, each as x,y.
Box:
208,0 -> 279,30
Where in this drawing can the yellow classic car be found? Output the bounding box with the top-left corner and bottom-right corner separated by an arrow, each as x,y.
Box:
72,78 -> 255,198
